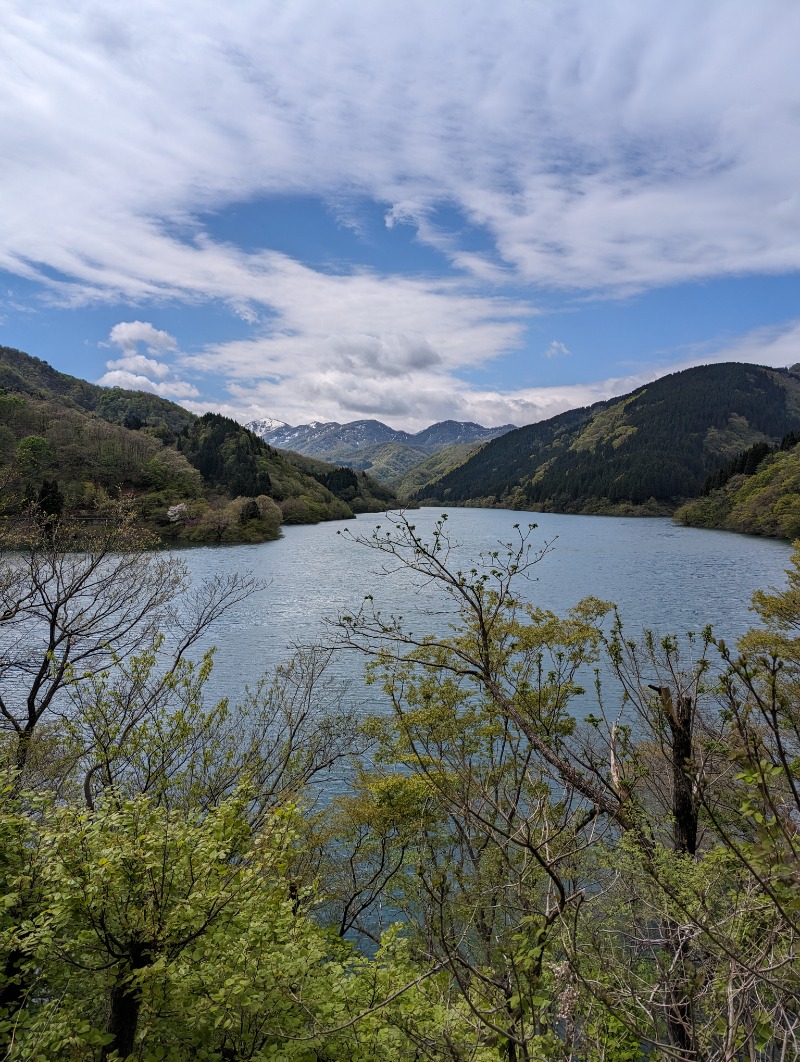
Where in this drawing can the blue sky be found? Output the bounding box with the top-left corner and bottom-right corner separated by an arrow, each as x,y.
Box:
2,1 -> 800,431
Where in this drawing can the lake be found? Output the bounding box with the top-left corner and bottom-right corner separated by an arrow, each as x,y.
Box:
176,508 -> 794,709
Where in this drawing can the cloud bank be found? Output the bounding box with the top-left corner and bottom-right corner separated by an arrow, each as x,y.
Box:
2,1 -> 799,425
4,0 -> 798,294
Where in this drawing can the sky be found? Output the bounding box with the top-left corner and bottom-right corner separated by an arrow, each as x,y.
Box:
1,1 -> 800,432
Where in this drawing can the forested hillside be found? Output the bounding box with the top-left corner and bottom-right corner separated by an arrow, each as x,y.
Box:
393,439 -> 493,497
278,448 -> 399,513
0,347 -> 398,543
413,363 -> 800,515
675,432 -> 800,537
0,344 -> 195,434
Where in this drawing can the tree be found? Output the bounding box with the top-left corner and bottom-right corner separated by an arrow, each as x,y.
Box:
693,545 -> 800,1052
14,435 -> 52,475
333,512 -> 800,1059
35,479 -> 63,522
1,772 -> 491,1060
0,502 -> 258,783
0,502 -> 262,1048
334,513 -> 613,1059
0,642 -> 375,1058
0,641 -> 463,1060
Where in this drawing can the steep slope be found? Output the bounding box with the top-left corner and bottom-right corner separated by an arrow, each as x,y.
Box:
393,440 -> 493,499
675,435 -> 800,538
413,363 -> 800,514
0,347 -> 398,542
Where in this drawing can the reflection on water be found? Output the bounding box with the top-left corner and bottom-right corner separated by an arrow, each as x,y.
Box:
175,508 -> 793,712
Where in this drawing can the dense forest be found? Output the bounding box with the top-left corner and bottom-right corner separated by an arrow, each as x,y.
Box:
676,431 -> 800,538
0,347 -> 398,544
1,508 -> 799,1059
413,363 -> 800,522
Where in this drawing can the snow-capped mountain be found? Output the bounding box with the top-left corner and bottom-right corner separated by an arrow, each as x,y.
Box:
247,417 -> 515,456
243,416 -> 516,483
245,417 -> 290,437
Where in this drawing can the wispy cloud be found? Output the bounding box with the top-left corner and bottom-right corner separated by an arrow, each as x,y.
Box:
175,260 -> 534,428
543,341 -> 571,359
3,0 -> 798,298
2,1 -> 799,426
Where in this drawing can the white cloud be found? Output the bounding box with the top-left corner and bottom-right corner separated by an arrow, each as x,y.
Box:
2,1 -> 800,428
167,257 -> 535,429
98,320 -> 197,399
96,369 -> 199,399
108,321 -> 177,357
218,364 -> 650,432
543,341 -> 571,359
208,318 -> 800,433
1,0 -> 798,300
104,353 -> 171,379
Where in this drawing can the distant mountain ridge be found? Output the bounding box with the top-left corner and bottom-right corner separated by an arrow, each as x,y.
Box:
247,416 -> 515,453
245,417 -> 516,483
246,416 -> 290,436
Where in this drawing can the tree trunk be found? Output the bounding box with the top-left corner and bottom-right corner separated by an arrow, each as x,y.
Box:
102,942 -> 150,1061
13,725 -> 34,782
664,922 -> 698,1060
103,978 -> 142,1061
655,686 -> 703,1060
669,693 -> 699,857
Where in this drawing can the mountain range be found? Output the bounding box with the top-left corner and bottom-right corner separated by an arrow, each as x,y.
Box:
246,417 -> 516,483
5,345 -> 800,543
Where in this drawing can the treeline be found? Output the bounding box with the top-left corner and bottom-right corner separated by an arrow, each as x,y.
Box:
414,363 -> 800,515
2,510 -> 800,1059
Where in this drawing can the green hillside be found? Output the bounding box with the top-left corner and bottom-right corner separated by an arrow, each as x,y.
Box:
277,449 -> 398,513
0,347 -> 398,543
393,440 -> 488,498
337,440 -> 430,481
413,363 -> 800,516
675,435 -> 800,538
0,345 -> 195,435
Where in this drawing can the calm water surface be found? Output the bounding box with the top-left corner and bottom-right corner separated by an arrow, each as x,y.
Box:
178,508 -> 793,708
